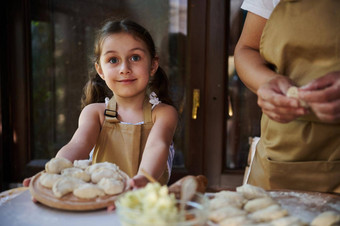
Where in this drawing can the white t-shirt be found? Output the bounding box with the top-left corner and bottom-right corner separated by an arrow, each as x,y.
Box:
241,0 -> 280,19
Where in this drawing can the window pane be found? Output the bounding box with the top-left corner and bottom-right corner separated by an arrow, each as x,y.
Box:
225,0 -> 261,170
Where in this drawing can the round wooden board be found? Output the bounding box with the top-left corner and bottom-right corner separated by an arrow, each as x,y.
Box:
29,171 -> 130,211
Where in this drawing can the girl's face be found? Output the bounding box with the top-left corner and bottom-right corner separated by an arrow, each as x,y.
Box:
96,32 -> 158,99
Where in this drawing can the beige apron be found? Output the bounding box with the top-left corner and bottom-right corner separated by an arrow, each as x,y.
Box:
248,0 -> 340,193
92,96 -> 169,185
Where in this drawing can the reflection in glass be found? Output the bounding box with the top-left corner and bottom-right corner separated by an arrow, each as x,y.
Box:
226,0 -> 261,170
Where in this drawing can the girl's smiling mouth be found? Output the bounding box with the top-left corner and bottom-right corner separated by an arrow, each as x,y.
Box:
118,78 -> 137,84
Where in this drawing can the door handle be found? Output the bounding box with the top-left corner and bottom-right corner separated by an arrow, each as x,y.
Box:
192,89 -> 200,119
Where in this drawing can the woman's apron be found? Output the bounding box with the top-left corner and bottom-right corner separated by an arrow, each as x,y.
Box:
248,0 -> 340,193
92,96 -> 169,185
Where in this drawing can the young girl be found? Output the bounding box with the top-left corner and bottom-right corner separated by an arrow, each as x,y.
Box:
25,19 -> 178,188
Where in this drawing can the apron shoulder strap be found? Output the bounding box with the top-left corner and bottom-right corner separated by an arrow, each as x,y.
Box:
105,96 -> 119,123
143,98 -> 152,123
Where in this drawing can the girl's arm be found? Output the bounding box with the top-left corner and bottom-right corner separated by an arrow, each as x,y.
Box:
23,103 -> 104,188
133,103 -> 178,187
234,12 -> 307,123
56,103 -> 104,161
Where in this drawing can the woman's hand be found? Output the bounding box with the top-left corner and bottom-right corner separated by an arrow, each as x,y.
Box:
299,71 -> 340,123
257,75 -> 308,123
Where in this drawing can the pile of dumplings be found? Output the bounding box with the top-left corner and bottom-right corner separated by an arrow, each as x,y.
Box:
208,183 -> 306,226
39,157 -> 126,199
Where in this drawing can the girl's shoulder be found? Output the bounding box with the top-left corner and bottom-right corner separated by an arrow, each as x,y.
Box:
152,103 -> 178,121
82,102 -> 106,112
80,103 -> 106,123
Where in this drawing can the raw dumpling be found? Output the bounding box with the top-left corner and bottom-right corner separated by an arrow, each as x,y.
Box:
236,184 -> 269,200
73,159 -> 92,170
209,206 -> 247,223
73,183 -> 105,199
219,215 -> 253,226
244,196 -> 277,213
211,191 -> 247,209
85,162 -> 119,174
249,204 -> 288,222
61,167 -> 91,182
98,178 -> 125,195
61,167 -> 83,175
271,216 -> 307,226
45,157 -> 72,174
91,167 -> 122,184
39,173 -> 61,188
311,211 -> 340,226
52,177 -> 85,198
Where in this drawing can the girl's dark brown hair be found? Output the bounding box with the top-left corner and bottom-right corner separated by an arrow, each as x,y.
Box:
81,19 -> 173,109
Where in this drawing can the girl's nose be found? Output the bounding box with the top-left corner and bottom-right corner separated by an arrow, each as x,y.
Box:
119,61 -> 131,75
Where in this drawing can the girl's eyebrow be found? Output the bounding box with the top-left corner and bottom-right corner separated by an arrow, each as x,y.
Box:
103,47 -> 146,56
130,47 -> 147,53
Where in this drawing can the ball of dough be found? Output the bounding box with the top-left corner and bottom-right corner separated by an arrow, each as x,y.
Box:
45,157 -> 72,174
73,183 -> 105,199
311,211 -> 340,226
73,159 -> 92,170
52,177 -> 85,198
39,173 -> 61,188
98,178 -> 125,195
286,86 -> 308,108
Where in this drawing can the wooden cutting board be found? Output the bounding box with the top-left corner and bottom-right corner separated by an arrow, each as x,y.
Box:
29,171 -> 130,211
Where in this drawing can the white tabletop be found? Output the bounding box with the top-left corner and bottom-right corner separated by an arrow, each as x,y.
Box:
0,190 -> 122,226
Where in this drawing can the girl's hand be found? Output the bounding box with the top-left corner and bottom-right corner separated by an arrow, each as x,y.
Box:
129,175 -> 149,189
22,177 -> 38,203
22,177 -> 31,187
299,71 -> 340,123
107,175 -> 149,212
257,75 -> 308,123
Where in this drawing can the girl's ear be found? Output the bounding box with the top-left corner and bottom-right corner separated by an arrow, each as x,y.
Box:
150,57 -> 159,77
95,62 -> 105,80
